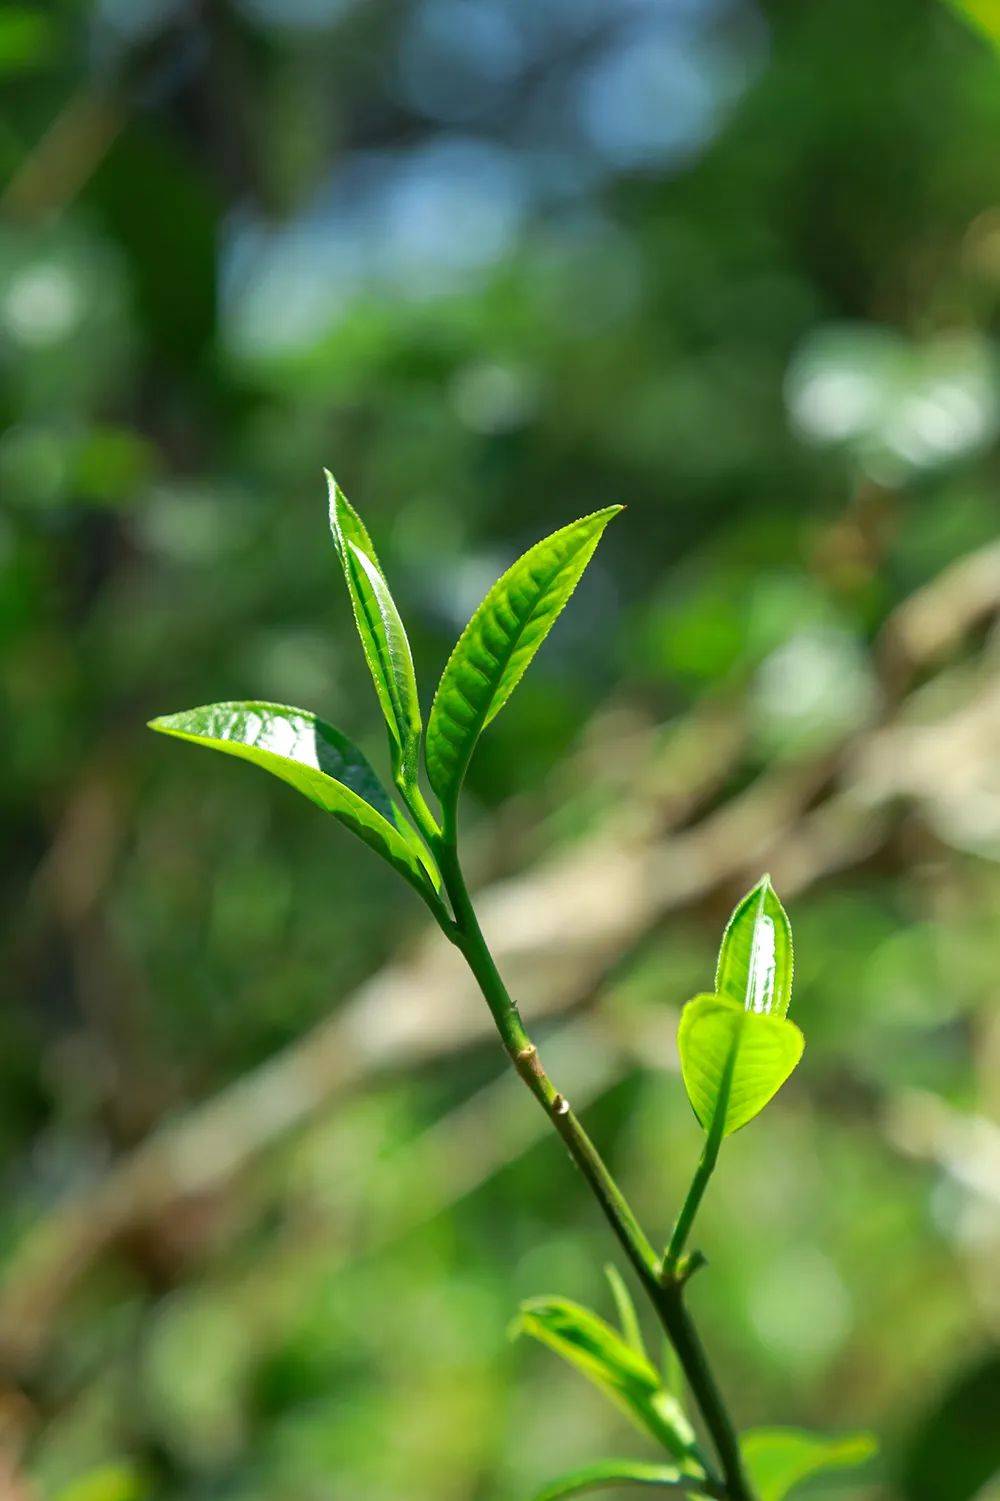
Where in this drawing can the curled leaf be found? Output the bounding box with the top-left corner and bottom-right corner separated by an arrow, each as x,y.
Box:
326,472 -> 423,789
716,876 -> 793,1018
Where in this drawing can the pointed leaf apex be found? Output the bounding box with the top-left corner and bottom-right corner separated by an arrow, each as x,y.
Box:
325,469 -> 343,542
325,479 -> 420,782
717,874 -> 794,1017
149,712 -> 188,734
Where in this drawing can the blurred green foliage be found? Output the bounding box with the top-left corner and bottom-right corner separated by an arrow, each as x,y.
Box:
1,1 -> 999,1499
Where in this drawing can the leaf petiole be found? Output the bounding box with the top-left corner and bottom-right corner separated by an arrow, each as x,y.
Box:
663,1030 -> 737,1278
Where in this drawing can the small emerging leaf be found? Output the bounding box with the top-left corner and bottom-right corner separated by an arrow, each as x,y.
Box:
426,507 -> 622,816
516,1296 -> 698,1462
741,1428 -> 877,1501
678,994 -> 804,1138
531,1458 -> 709,1501
605,1263 -> 647,1359
678,876 -> 801,1137
326,472 -> 422,789
716,876 -> 793,1017
148,702 -> 438,898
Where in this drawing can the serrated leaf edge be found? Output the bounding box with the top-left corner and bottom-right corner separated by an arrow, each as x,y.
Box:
426,505 -> 622,812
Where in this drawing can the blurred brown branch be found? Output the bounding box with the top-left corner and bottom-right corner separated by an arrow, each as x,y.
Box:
0,90 -> 121,223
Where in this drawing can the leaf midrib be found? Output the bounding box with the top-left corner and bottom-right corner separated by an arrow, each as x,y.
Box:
431,542 -> 587,793
347,545 -> 405,745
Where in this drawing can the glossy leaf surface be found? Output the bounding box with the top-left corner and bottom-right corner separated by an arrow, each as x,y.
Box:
148,701 -> 437,896
532,1459 -> 710,1501
516,1296 -> 697,1461
678,994 -> 804,1137
326,472 -> 422,787
741,1428 -> 877,1501
425,507 -> 621,813
716,876 -> 793,1017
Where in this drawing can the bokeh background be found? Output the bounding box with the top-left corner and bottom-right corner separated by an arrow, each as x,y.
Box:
2,1 -> 1000,1498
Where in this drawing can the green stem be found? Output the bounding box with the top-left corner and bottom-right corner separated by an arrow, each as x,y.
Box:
649,1283 -> 752,1501
399,776 -> 442,847
663,1140 -> 719,1278
435,838 -> 755,1501
397,780 -> 464,942
664,1023 -> 739,1276
660,1146 -> 717,1278
437,840 -> 660,1282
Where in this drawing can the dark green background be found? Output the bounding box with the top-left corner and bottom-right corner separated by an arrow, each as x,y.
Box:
1,1 -> 999,1498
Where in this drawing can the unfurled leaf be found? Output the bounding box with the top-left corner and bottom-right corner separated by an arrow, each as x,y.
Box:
741,1428 -> 877,1501
326,472 -> 422,789
605,1263 -> 647,1359
148,702 -> 438,897
678,994 -> 804,1138
516,1296 -> 698,1462
425,507 -> 622,816
532,1458 -> 711,1501
716,876 -> 793,1017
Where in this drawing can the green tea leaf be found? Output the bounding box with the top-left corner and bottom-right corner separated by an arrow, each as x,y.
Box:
679,877 -> 800,1136
148,701 -> 438,897
741,1428 -> 877,1501
516,1296 -> 698,1462
716,876 -> 793,1018
532,1459 -> 710,1501
678,994 -> 804,1138
326,472 -> 422,789
605,1263 -> 647,1359
426,507 -> 622,815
